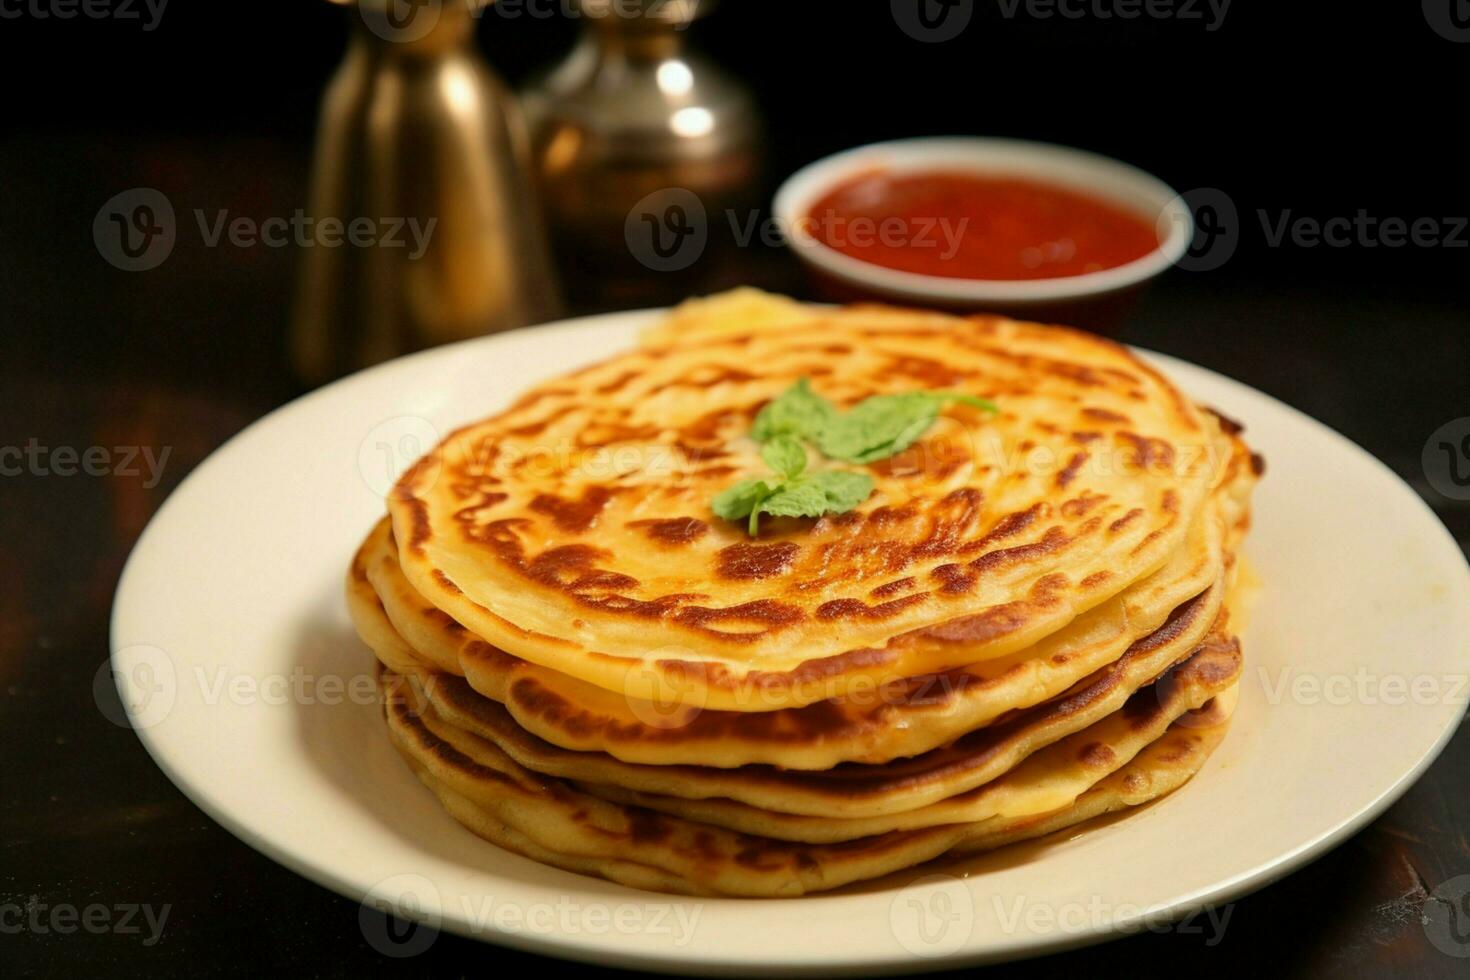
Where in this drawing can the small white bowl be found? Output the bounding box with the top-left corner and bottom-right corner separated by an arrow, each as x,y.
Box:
773,137 -> 1192,315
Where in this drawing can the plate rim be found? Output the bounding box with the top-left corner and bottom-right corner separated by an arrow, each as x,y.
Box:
110,307 -> 1470,976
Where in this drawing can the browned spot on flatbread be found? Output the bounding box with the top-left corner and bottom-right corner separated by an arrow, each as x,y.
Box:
815,592 -> 930,622
717,542 -> 800,580
629,517 -> 709,545
1118,432 -> 1177,472
529,487 -> 616,533
1082,407 -> 1129,423
1109,508 -> 1144,534
431,569 -> 463,595
674,599 -> 805,636
1056,452 -> 1088,489
870,577 -> 916,599
968,526 -> 1069,574
913,600 -> 1034,645
1060,492 -> 1106,518
962,502 -> 1045,555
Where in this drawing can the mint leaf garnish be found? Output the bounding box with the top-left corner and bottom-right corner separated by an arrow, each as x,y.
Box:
817,391 -> 998,464
760,434 -> 808,479
751,378 -> 837,444
712,379 -> 993,535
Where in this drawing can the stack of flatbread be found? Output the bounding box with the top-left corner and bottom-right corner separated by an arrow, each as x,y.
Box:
347,290 -> 1260,897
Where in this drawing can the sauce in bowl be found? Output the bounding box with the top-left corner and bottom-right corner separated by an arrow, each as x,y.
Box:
803,171 -> 1162,281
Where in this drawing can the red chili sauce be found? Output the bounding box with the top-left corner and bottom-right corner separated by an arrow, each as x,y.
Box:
804,170 -> 1161,280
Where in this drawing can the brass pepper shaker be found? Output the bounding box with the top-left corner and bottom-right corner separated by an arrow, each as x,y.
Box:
292,0 -> 559,385
520,0 -> 762,310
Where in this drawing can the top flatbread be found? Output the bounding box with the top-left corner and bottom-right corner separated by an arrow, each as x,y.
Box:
388,292 -> 1222,711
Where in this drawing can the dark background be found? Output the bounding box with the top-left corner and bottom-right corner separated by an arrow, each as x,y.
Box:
2,2 -> 1467,977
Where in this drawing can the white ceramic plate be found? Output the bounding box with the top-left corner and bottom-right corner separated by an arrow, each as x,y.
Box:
112,310 -> 1470,975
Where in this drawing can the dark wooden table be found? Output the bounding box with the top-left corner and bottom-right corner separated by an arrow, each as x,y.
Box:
3,132 -> 1468,979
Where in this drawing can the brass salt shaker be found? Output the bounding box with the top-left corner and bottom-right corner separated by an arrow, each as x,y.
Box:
520,0 -> 762,310
292,0 -> 559,384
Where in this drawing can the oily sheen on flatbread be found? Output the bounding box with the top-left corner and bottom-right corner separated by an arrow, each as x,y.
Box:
388,294 -> 1224,711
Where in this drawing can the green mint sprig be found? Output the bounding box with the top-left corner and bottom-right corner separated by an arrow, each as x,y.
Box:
753,380 -> 998,464
710,435 -> 874,536
712,379 -> 997,536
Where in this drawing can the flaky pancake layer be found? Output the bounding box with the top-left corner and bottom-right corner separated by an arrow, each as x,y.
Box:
388,292 -> 1227,711
574,633 -> 1240,842
351,483 -> 1228,768
384,666 -> 1238,897
359,577 -> 1229,819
